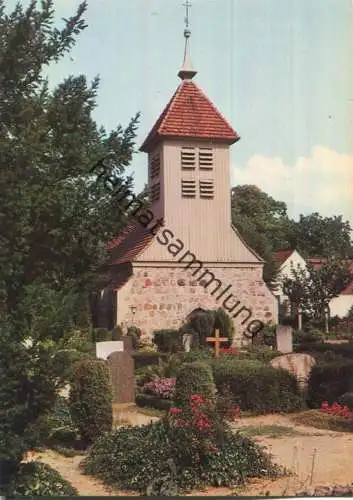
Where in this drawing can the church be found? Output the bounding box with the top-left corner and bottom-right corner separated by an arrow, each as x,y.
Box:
102,9 -> 277,342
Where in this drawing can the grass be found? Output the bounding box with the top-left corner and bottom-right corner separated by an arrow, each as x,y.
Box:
292,410 -> 353,433
239,424 -> 306,439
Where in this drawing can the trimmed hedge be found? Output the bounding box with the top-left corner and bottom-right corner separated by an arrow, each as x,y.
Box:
153,329 -> 183,353
296,342 -> 353,360
136,393 -> 173,411
132,351 -> 168,369
174,362 -> 216,407
307,359 -> 353,407
6,461 -> 77,496
69,360 -> 113,444
212,359 -> 303,414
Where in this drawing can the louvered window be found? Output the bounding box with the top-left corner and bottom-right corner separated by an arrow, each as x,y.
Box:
181,148 -> 196,169
150,182 -> 160,202
199,148 -> 213,169
181,179 -> 196,198
150,154 -> 160,178
199,179 -> 214,199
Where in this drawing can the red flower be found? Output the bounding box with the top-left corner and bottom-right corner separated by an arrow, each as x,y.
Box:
169,407 -> 182,416
190,394 -> 204,404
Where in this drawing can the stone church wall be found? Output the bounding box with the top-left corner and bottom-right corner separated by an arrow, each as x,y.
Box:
117,263 -> 277,344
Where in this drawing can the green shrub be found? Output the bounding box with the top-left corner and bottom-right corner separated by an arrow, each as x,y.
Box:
69,360 -> 113,445
338,392 -> 353,410
153,329 -> 183,353
307,359 -> 353,407
82,420 -> 279,495
212,359 -> 303,414
136,394 -> 173,411
238,346 -> 281,364
6,461 -> 78,496
90,327 -> 112,342
135,364 -> 165,389
182,308 -> 233,348
132,351 -> 168,369
174,362 -> 216,407
296,342 -> 353,360
126,326 -> 142,349
261,324 -> 276,348
31,395 -> 78,447
293,329 -> 325,344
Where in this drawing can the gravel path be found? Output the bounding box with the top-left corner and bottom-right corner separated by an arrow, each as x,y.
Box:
37,411 -> 353,496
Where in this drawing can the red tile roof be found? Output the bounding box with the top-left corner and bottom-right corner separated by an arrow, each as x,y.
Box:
106,221 -> 155,265
140,80 -> 240,152
273,249 -> 295,265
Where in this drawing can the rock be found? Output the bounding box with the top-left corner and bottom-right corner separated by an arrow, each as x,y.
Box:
313,486 -> 332,496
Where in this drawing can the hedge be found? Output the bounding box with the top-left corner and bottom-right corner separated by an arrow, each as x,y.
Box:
307,359 -> 353,407
174,362 -> 216,407
132,351 -> 169,369
69,360 -> 113,444
135,393 -> 173,411
212,358 -> 303,414
153,329 -> 183,353
296,342 -> 353,360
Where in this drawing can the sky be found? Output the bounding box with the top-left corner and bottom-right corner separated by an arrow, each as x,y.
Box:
7,0 -> 353,226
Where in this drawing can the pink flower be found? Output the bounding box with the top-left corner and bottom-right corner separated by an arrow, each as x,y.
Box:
169,407 -> 182,416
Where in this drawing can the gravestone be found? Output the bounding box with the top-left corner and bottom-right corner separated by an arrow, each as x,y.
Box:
106,336 -> 135,405
276,325 -> 293,353
270,353 -> 316,391
182,333 -> 193,352
96,340 -> 124,360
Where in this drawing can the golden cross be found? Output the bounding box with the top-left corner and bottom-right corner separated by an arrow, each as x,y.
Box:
206,328 -> 228,357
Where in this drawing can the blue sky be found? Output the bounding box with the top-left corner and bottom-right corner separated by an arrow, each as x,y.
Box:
7,0 -> 353,225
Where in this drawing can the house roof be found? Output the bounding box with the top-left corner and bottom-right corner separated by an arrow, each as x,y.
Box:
106,221 -> 155,265
273,249 -> 295,265
140,80 -> 240,153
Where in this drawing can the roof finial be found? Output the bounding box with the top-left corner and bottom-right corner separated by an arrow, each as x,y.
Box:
178,0 -> 197,80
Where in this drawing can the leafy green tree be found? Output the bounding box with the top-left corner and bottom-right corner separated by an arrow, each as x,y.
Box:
282,258 -> 353,322
0,0 -> 140,329
0,0 -> 141,488
293,213 -> 353,258
231,185 -> 296,287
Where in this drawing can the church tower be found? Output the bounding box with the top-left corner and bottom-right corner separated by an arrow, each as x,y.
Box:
106,2 -> 278,342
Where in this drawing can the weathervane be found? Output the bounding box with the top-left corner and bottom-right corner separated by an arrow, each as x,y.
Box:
183,0 -> 191,31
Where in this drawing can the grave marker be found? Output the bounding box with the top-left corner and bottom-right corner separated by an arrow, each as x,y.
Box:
106,336 -> 135,405
96,340 -> 124,360
276,325 -> 293,353
206,328 -> 228,357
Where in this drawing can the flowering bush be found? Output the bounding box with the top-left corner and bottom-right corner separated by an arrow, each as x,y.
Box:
165,393 -> 223,465
141,377 -> 176,400
320,401 -> 353,419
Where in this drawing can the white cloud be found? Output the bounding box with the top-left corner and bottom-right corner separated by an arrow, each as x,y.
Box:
231,146 -> 353,227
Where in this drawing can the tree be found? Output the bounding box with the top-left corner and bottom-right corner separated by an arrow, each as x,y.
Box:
0,0 -> 140,487
0,0 -> 139,330
231,185 -> 296,287
282,257 -> 353,323
293,213 -> 353,258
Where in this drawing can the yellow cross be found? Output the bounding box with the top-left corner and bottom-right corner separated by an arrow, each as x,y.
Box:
206,328 -> 228,357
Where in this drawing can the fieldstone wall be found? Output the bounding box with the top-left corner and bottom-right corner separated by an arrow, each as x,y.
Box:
117,263 -> 277,342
